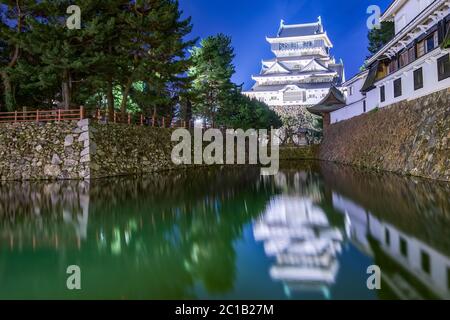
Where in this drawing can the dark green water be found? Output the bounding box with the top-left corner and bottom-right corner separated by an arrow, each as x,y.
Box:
0,162 -> 449,300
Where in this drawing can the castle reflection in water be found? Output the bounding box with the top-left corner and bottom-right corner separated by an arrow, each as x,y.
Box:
254,164 -> 450,300
0,163 -> 449,299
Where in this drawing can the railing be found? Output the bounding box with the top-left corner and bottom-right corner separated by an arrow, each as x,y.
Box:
0,106 -> 220,129
94,109 -> 216,129
0,107 -> 85,123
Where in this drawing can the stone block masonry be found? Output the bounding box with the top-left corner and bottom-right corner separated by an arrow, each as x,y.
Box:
0,120 -> 91,180
0,120 -> 191,181
89,123 -> 179,179
320,88 -> 450,182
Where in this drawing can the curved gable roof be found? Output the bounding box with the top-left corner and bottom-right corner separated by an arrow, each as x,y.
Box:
302,59 -> 329,72
263,61 -> 290,74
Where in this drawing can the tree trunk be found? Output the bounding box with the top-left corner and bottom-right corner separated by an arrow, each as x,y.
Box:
1,71 -> 15,112
62,69 -> 71,110
120,78 -> 133,119
107,77 -> 114,120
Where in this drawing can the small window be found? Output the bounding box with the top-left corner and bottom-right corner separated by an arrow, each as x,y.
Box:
421,250 -> 431,274
400,237 -> 408,257
417,40 -> 426,58
426,33 -> 436,52
408,47 -> 415,63
394,78 -> 402,98
399,51 -> 409,68
437,54 -> 450,81
363,100 -> 367,113
380,85 -> 386,102
389,58 -> 398,74
385,228 -> 390,245
348,86 -> 353,95
414,68 -> 424,90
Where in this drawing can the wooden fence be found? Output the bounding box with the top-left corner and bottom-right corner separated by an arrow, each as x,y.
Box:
0,107 -> 85,123
94,109 -> 215,129
0,106 -> 218,129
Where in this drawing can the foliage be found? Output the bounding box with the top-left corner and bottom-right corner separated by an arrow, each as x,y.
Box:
188,34 -> 236,123
0,1 -> 279,129
189,34 -> 281,129
367,21 -> 395,57
0,0 -> 195,116
216,92 -> 282,130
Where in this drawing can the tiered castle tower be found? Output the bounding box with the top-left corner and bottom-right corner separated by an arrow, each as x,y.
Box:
243,17 -> 344,142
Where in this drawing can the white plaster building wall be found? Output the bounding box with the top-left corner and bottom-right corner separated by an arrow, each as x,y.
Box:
329,1 -> 450,124
394,0 -> 434,34
330,76 -> 367,123
365,88 -> 380,112
345,77 -> 366,105
330,100 -> 366,124
333,48 -> 450,123
392,0 -> 433,33
246,88 -> 330,107
372,49 -> 450,109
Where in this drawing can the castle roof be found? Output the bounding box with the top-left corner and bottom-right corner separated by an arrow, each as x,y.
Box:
275,17 -> 324,38
307,87 -> 346,115
254,69 -> 336,79
249,82 -> 333,93
262,55 -> 331,63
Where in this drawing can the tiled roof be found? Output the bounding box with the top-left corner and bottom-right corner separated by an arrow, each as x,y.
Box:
278,23 -> 323,38
248,83 -> 333,92
307,87 -> 346,115
254,69 -> 335,78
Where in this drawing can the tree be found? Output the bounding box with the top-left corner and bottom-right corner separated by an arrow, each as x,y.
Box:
189,34 -> 281,129
0,0 -> 25,111
189,34 -> 236,124
216,92 -> 282,130
114,0 -> 195,118
367,21 -> 395,57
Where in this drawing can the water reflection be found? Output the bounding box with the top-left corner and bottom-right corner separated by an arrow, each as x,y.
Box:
0,168 -> 274,299
0,163 -> 449,300
322,163 -> 450,299
254,169 -> 346,299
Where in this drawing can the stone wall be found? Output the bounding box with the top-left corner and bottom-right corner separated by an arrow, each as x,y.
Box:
279,145 -> 319,160
320,88 -> 450,181
0,120 -> 90,180
89,123 -> 179,178
0,120 -> 182,181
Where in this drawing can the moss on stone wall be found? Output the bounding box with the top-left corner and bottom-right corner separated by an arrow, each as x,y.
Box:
320,88 -> 450,181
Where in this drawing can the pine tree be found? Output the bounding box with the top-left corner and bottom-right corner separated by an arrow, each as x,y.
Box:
367,21 -> 395,57
188,34 -> 236,124
113,0 -> 195,119
0,0 -> 25,111
1,0 -> 194,115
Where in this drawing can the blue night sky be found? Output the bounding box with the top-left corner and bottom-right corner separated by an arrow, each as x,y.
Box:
180,0 -> 393,89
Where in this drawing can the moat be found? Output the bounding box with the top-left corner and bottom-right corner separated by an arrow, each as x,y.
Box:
0,162 -> 449,300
